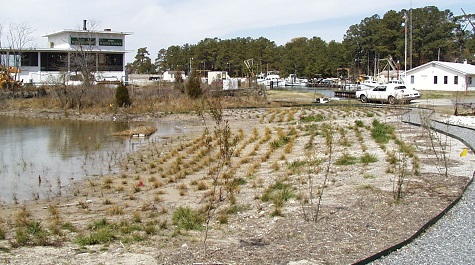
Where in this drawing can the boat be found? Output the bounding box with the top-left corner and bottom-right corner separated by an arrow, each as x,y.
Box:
342,83 -> 360,91
284,74 -> 308,87
358,75 -> 379,90
256,71 -> 285,88
256,72 -> 266,85
264,74 -> 285,88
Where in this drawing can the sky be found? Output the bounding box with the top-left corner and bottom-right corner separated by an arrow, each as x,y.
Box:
2,0 -> 475,63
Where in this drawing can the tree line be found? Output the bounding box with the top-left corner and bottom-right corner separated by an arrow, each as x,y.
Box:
126,6 -> 475,80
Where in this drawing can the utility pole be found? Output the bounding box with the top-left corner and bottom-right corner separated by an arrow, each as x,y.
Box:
404,11 -> 408,84
409,0 -> 413,69
189,57 -> 193,75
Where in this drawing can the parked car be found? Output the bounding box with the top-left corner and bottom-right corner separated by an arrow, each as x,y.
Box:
356,83 -> 420,104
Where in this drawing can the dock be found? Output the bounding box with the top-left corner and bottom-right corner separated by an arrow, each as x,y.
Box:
334,90 -> 356,99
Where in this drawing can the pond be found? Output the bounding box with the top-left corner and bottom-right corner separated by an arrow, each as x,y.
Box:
0,115 -> 186,204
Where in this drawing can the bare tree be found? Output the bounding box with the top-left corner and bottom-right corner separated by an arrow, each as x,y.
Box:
300,123 -> 334,222
393,152 -> 408,201
69,20 -> 101,87
419,110 -> 450,178
314,123 -> 334,222
2,22 -> 34,89
198,96 -> 234,259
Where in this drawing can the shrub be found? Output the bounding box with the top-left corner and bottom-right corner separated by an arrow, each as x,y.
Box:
174,73 -> 185,93
115,82 -> 131,107
185,70 -> 202,99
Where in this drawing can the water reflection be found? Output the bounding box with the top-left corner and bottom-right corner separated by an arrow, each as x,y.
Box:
0,116 -> 185,204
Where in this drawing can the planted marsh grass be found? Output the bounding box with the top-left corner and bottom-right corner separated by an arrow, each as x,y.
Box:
360,153 -> 378,164
335,153 -> 358,166
371,119 -> 395,145
1,101 -> 469,264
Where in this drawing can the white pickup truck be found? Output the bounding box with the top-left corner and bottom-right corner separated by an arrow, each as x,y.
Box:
355,83 -> 420,104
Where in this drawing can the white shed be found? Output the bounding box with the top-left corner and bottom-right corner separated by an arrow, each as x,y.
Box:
405,61 -> 475,91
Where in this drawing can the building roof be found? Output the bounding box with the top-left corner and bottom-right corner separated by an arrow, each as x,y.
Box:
408,61 -> 475,75
0,47 -> 128,53
43,29 -> 132,38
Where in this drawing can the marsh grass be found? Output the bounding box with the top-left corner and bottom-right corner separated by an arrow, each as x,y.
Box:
107,205 -> 124,215
76,220 -> 117,246
300,114 -> 325,123
262,180 -> 295,217
11,207 -> 56,247
0,104 -> 441,254
360,153 -> 378,164
261,181 -> 295,203
363,174 -> 376,179
358,184 -> 380,191
335,153 -> 358,165
371,119 -> 394,144
172,206 -> 204,231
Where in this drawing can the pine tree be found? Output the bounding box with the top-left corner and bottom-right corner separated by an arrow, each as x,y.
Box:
115,83 -> 131,107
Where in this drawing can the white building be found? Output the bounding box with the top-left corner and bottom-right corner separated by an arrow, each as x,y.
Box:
0,21 -> 132,85
405,61 -> 475,91
162,71 -> 185,82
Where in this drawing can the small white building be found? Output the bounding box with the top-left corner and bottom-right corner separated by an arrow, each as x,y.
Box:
162,71 -> 185,82
405,61 -> 475,91
0,21 -> 132,85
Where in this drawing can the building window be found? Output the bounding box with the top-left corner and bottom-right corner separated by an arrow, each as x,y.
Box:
40,52 -> 67,71
98,53 -> 124,71
21,52 -> 39,66
454,76 -> 458,84
444,76 -> 448,84
434,76 -> 438,84
469,77 -> 473,85
410,75 -> 414,84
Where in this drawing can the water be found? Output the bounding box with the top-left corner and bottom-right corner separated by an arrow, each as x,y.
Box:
0,116 -> 185,204
272,87 -> 336,98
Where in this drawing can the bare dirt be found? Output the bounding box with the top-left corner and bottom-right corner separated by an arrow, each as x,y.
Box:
0,103 -> 474,265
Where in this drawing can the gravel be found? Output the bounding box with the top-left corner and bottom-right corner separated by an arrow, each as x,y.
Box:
371,108 -> 475,265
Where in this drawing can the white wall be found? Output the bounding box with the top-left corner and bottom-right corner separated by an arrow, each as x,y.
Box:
407,65 -> 470,91
47,32 -> 127,52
